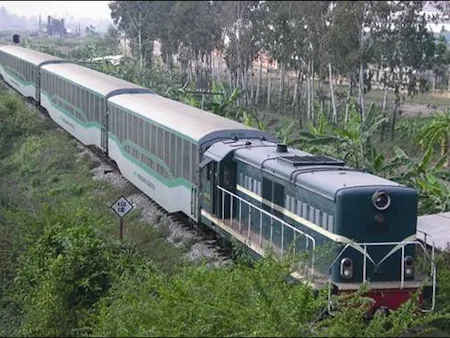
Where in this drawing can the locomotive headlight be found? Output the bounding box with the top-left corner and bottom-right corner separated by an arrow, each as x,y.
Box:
404,256 -> 414,277
372,190 -> 391,211
340,258 -> 353,279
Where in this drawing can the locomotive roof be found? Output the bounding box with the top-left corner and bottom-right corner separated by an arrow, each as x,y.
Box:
41,62 -> 151,97
108,93 -> 276,146
0,45 -> 63,65
210,139 -> 401,200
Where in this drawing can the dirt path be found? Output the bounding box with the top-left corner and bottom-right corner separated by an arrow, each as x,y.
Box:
399,102 -> 443,118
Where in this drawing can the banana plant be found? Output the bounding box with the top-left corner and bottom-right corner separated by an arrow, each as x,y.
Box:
417,109 -> 450,167
276,120 -> 296,144
388,145 -> 450,214
288,103 -> 389,174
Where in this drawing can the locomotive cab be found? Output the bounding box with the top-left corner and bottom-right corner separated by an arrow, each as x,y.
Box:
198,138 -> 436,313
328,185 -> 435,311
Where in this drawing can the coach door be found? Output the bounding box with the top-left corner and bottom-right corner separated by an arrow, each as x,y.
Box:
199,157 -> 217,217
101,108 -> 109,156
199,156 -> 236,222
217,159 -> 237,220
262,176 -> 285,221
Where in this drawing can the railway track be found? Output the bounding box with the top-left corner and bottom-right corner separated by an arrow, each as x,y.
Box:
1,79 -> 233,266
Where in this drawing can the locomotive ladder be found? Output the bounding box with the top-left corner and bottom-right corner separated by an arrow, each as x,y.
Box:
214,186 -> 317,280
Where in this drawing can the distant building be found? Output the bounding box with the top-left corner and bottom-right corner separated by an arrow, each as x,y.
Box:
47,15 -> 66,37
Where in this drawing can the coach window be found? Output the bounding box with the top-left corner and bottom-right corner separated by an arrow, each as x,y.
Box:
53,77 -> 57,97
163,129 -> 169,167
191,143 -> 197,183
151,124 -> 157,155
90,94 -> 95,121
155,127 -> 162,159
170,133 -> 176,176
138,118 -> 144,148
126,112 -> 132,141
113,106 -> 118,136
176,136 -> 182,178
83,89 -> 87,117
53,76 -> 57,97
59,78 -> 63,98
92,93 -> 97,119
131,115 -> 137,144
61,80 -> 65,101
79,88 -> 84,116
116,108 -> 121,138
144,121 -> 150,151
118,106 -> 125,142
120,110 -> 126,141
75,86 -> 81,108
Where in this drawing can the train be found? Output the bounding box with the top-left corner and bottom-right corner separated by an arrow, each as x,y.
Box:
0,44 -> 436,314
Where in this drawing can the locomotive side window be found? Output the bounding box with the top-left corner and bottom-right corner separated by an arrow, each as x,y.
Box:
297,200 -> 302,217
328,215 -> 334,232
315,209 -> 321,227
309,207 -> 315,223
322,212 -> 328,229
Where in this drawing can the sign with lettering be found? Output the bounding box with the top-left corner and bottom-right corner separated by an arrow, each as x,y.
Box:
111,196 -> 133,218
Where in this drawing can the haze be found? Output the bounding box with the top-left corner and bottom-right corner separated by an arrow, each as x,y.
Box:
0,1 -> 112,20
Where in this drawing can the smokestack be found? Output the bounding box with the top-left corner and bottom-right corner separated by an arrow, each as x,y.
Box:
39,15 -> 41,33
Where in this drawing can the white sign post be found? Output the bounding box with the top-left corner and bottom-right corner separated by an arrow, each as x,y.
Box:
111,196 -> 134,239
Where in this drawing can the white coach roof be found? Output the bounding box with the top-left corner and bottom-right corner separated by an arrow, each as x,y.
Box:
0,44 -> 62,65
108,93 -> 276,145
41,62 -> 150,97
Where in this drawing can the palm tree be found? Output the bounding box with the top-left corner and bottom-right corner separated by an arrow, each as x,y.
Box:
417,109 -> 450,167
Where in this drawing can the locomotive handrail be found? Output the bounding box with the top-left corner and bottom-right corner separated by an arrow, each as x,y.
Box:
216,185 -> 316,276
326,238 -> 436,314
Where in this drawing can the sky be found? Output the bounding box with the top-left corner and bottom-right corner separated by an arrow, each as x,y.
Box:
0,1 -> 112,20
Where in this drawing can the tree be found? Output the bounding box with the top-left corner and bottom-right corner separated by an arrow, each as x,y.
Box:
109,1 -> 148,67
104,24 -> 120,55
